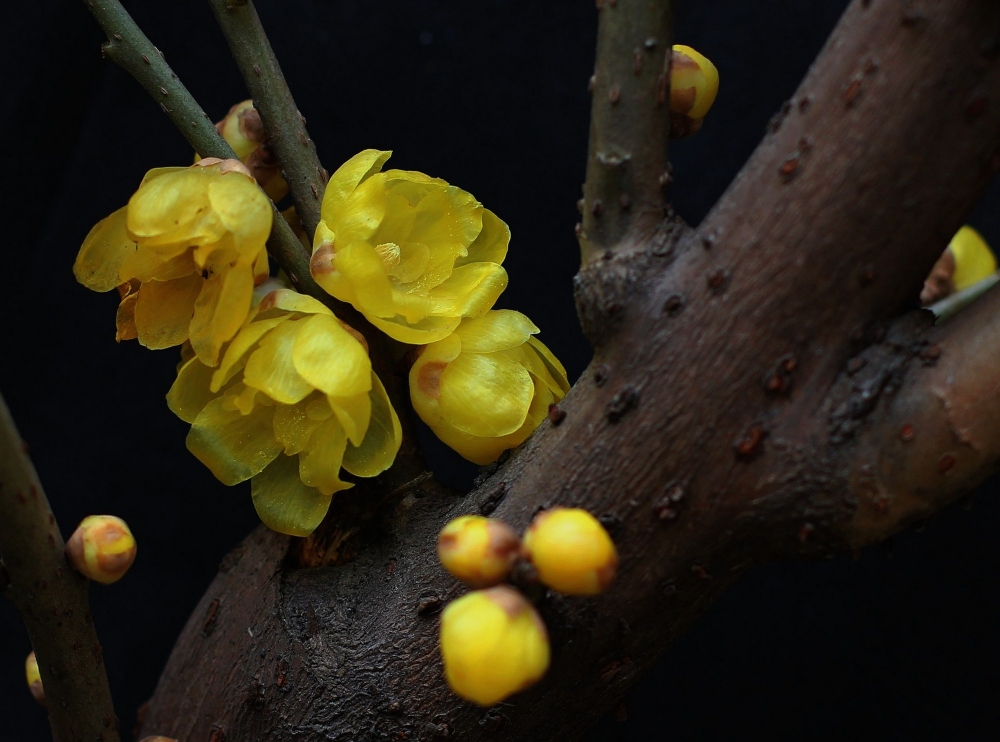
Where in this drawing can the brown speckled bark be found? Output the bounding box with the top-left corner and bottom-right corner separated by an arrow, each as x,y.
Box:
140,1 -> 1000,740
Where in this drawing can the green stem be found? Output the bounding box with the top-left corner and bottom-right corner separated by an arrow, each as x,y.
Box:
83,0 -> 321,301
580,0 -> 674,264
206,0 -> 327,240
0,391 -> 119,742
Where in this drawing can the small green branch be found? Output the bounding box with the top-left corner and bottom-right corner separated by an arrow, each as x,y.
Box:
580,0 -> 674,265
206,0 -> 327,240
83,0 -> 323,302
0,391 -> 119,742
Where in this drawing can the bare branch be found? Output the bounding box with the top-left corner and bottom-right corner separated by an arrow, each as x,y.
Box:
205,0 -> 327,240
844,286 -> 1000,548
580,0 -> 673,265
0,390 -> 119,742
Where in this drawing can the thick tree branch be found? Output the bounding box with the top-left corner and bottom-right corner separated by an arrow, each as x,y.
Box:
0,391 -> 119,742
206,0 -> 326,240
140,1 -> 1000,740
580,0 -> 673,264
84,0 -> 320,301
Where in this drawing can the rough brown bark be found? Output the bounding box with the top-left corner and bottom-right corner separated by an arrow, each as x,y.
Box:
139,1 -> 1000,740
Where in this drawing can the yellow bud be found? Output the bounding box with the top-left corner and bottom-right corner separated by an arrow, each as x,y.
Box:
65,515 -> 137,585
949,225 -> 996,291
670,44 -> 719,138
438,516 -> 521,588
522,508 -> 617,596
25,651 -> 44,705
210,100 -> 289,202
440,586 -> 549,706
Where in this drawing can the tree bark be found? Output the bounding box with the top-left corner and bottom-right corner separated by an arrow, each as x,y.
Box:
139,1 -> 1000,740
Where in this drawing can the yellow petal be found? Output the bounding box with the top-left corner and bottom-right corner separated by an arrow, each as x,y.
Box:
428,263 -> 509,318
208,172 -> 273,251
243,319 -> 313,404
332,242 -> 396,317
134,274 -> 201,350
115,289 -> 139,342
438,351 -> 533,437
950,225 -> 997,290
321,149 -> 391,217
291,313 -> 372,398
526,337 -> 571,394
189,262 -> 255,366
342,372 -> 402,478
211,316 -> 289,392
369,312 -> 461,345
455,310 -> 538,353
328,391 -> 371,447
298,415 -> 352,496
166,356 -> 218,423
251,454 -> 333,536
256,288 -> 333,317
251,246 -> 270,285
74,207 -> 135,292
671,45 -> 719,120
328,174 -> 389,246
127,168 -> 220,247
273,395 -> 326,455
187,398 -> 281,485
454,209 -> 509,268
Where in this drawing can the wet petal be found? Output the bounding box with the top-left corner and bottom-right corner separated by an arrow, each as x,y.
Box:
428,263 -> 508,318
187,398 -> 281,485
299,415 -> 352,496
322,149 -> 391,217
342,372 -> 402,477
439,352 -> 533,437
251,454 -> 333,536
166,357 -> 218,423
292,313 -> 372,398
454,210 -> 509,268
134,274 -> 201,350
243,319 -> 313,404
455,310 -> 538,353
273,396 -> 326,455
74,207 -> 135,292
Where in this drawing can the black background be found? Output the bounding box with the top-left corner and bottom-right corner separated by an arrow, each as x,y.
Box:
3,1 -> 1000,740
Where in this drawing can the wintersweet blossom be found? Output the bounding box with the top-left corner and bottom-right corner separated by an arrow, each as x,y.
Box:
74,159 -> 272,366
409,310 -> 569,464
167,287 -> 401,536
310,150 -> 510,344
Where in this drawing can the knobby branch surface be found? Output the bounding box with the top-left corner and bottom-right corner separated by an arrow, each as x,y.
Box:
138,1 -> 1000,740
580,0 -> 673,264
84,0 -> 320,303
0,391 -> 119,742
207,0 -> 327,240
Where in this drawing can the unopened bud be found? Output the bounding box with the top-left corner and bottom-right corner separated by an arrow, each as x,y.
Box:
213,100 -> 289,201
439,586 -> 549,706
437,516 -> 521,588
522,508 -> 617,595
65,515 -> 137,585
669,44 -> 719,139
25,651 -> 44,706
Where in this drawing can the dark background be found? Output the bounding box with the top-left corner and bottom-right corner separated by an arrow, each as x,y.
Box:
2,1 -> 1000,739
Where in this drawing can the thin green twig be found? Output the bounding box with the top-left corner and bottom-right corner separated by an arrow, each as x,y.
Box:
0,390 -> 119,742
206,0 -> 327,240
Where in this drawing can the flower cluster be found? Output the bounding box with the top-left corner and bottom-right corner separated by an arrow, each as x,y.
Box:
436,508 -> 617,706
310,151 -> 569,463
167,287 -> 401,535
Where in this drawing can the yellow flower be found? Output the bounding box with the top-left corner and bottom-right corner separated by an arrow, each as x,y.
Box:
65,515 -> 138,585
409,310 -> 569,465
25,651 -> 44,706
310,150 -> 510,344
74,158 -> 273,366
439,586 -> 550,706
167,288 -> 402,536
949,225 -> 996,291
199,100 -> 288,202
670,44 -> 719,138
437,515 -> 522,588
522,508 -> 617,596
